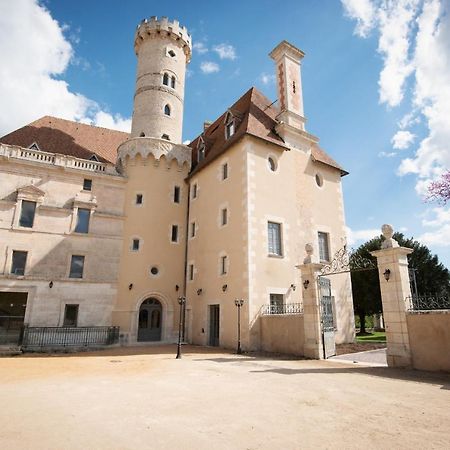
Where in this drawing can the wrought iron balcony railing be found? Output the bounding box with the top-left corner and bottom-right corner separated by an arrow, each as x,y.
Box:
262,303 -> 303,315
407,294 -> 450,311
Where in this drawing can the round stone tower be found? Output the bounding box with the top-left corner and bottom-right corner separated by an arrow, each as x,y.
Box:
113,17 -> 192,345
131,16 -> 192,143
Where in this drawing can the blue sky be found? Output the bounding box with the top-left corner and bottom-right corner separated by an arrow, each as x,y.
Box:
1,0 -> 450,268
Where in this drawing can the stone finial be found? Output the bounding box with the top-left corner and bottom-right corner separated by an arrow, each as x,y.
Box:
303,243 -> 314,264
381,224 -> 399,249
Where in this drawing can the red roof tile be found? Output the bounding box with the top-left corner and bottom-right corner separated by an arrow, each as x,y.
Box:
0,116 -> 129,164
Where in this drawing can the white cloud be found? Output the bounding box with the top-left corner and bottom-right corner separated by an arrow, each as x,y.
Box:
378,151 -> 397,158
200,61 -> 220,74
212,43 -> 236,60
0,0 -> 130,136
342,0 -> 376,37
346,226 -> 380,246
343,0 -> 450,203
193,41 -> 208,54
259,73 -> 276,85
391,130 -> 415,149
86,111 -> 131,133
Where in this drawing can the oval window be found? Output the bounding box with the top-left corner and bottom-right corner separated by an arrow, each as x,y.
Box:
268,157 -> 277,172
315,173 -> 323,187
150,266 -> 159,276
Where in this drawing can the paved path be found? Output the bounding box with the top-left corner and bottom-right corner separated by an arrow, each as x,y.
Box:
0,345 -> 449,449
330,347 -> 387,367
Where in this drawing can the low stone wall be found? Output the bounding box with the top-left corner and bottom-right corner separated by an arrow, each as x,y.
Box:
407,311 -> 450,372
260,314 -> 304,356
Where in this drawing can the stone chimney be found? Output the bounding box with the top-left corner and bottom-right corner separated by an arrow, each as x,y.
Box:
203,121 -> 212,132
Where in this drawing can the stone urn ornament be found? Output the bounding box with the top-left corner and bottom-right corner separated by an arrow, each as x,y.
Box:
381,224 -> 399,249
303,243 -> 314,264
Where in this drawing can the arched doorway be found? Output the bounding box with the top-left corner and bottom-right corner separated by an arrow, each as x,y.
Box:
137,298 -> 162,342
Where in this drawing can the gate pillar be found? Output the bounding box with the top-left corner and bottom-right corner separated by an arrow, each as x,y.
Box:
371,224 -> 413,368
297,248 -> 324,359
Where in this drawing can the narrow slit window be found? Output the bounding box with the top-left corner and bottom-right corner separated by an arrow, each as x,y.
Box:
174,186 -> 180,203
171,76 -> 176,88
222,163 -> 228,180
221,255 -> 227,275
163,73 -> 169,86
171,225 -> 178,243
189,264 -> 194,281
164,104 -> 171,116
221,208 -> 228,226
190,222 -> 196,238
192,183 -> 198,199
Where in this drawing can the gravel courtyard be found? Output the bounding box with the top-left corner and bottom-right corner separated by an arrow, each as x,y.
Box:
1,345 -> 449,450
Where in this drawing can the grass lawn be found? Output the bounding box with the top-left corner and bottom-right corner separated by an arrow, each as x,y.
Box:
356,331 -> 386,343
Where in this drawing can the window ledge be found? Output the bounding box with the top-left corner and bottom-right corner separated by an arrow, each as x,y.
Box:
268,253 -> 284,259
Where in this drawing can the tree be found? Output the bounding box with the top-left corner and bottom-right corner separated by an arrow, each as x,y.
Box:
350,233 -> 450,334
427,171 -> 450,204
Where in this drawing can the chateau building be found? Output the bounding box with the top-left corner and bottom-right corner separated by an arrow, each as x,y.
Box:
0,16 -> 355,351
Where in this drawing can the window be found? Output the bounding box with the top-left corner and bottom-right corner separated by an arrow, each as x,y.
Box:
89,154 -> 99,162
225,120 -> 235,139
171,76 -> 176,88
171,225 -> 178,243
269,294 -> 284,314
74,208 -> 90,233
150,266 -> 159,276
318,232 -> 330,262
174,186 -> 180,203
189,264 -> 194,281
140,132 -> 145,137
190,222 -> 196,238
136,194 -> 143,205
268,222 -> 282,256
162,134 -> 170,140
198,146 -> 205,162
221,208 -> 228,226
63,304 -> 79,327
69,255 -> 85,279
315,173 -> 323,187
222,163 -> 228,180
164,104 -> 171,116
168,49 -> 176,58
192,183 -> 198,199
221,255 -> 228,275
268,157 -> 277,172
11,251 -> 27,275
19,200 -> 36,228
83,179 -> 92,191
132,239 -> 140,251
163,73 -> 169,86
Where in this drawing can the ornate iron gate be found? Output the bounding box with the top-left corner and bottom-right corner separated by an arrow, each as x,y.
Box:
317,244 -> 377,359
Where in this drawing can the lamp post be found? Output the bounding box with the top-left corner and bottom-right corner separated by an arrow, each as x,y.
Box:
234,299 -> 244,355
176,296 -> 186,359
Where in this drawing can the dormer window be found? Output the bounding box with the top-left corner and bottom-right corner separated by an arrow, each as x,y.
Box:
197,138 -> 205,162
89,154 -> 99,162
171,76 -> 176,89
164,104 -> 171,116
28,142 -> 40,151
225,112 -> 235,139
163,73 -> 169,86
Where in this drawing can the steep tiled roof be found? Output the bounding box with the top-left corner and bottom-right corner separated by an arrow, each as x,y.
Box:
0,116 -> 129,164
188,87 -> 347,176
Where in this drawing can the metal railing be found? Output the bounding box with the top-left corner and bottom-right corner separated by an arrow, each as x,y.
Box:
407,294 -> 450,311
21,326 -> 120,349
262,303 -> 303,315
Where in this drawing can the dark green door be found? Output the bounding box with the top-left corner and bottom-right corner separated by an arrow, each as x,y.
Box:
209,305 -> 220,346
137,298 -> 162,342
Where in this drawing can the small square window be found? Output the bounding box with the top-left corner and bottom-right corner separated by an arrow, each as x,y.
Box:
192,183 -> 198,199
190,222 -> 196,238
74,208 -> 90,234
222,163 -> 228,180
318,232 -> 330,262
69,255 -> 85,279
63,304 -> 79,327
83,179 -> 92,191
189,264 -> 194,281
174,186 -> 180,203
268,222 -> 282,256
11,250 -> 27,275
19,200 -> 36,228
132,239 -> 140,251
136,194 -> 143,205
221,208 -> 228,226
171,225 -> 178,243
221,255 -> 227,275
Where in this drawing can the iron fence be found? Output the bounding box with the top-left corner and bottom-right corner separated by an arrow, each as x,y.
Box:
262,303 -> 303,315
407,294 -> 450,311
21,326 -> 120,349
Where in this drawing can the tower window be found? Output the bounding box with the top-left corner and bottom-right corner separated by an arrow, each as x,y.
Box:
132,239 -> 140,251
168,49 -> 176,58
221,255 -> 228,275
174,186 -> 180,203
163,73 -> 169,86
189,264 -> 194,281
222,163 -> 228,180
164,104 -> 171,116
171,225 -> 179,243
162,134 -> 170,140
190,222 -> 196,238
221,208 -> 228,226
140,132 -> 145,137
136,194 -> 143,205
171,76 -> 176,89
192,183 -> 198,199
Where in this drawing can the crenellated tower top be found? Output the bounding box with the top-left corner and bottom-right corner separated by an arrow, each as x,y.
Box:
134,16 -> 192,63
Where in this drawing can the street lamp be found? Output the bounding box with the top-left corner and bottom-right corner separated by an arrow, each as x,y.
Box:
176,296 -> 186,359
234,299 -> 244,355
